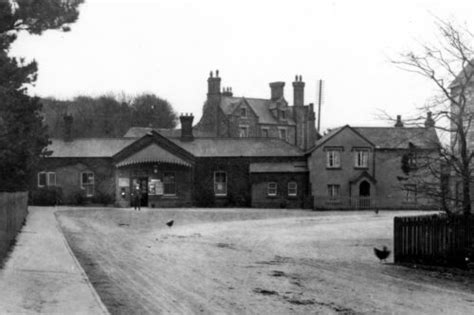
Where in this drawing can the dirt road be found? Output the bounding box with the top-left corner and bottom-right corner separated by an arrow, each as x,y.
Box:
57,208 -> 474,314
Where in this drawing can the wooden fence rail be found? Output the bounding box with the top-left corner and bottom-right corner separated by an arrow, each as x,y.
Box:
394,214 -> 474,266
0,192 -> 28,262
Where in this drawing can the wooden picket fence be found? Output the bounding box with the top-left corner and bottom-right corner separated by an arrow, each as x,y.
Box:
394,214 -> 474,266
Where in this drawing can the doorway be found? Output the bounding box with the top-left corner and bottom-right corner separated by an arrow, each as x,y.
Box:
359,181 -> 371,197
132,177 -> 148,207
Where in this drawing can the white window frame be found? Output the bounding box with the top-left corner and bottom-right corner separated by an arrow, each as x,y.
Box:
354,149 -> 369,168
38,172 -> 47,187
327,150 -> 341,168
404,184 -> 417,203
38,171 -> 56,187
278,128 -> 287,141
328,184 -> 340,199
81,171 -> 95,197
267,182 -> 278,196
214,171 -> 227,196
288,182 -> 297,196
239,125 -> 249,138
163,172 -> 176,196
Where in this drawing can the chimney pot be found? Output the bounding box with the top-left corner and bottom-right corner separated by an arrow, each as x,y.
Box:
425,111 -> 435,128
395,115 -> 404,127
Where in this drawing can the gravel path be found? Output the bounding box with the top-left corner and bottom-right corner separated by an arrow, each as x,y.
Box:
57,208 -> 474,314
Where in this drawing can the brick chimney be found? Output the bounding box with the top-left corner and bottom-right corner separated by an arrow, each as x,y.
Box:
269,81 -> 285,101
394,115 -> 404,128
207,70 -> 221,96
64,114 -> 73,141
292,75 -> 305,106
425,111 -> 435,128
222,87 -> 233,97
180,113 -> 194,141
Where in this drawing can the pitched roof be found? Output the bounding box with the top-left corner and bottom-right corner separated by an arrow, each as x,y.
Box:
123,127 -> 215,138
249,162 -> 308,173
170,138 -> 303,157
48,138 -> 135,157
47,136 -> 303,159
353,127 -> 439,149
219,96 -> 296,125
116,143 -> 192,167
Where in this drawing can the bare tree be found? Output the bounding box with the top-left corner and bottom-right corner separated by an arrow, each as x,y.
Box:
393,19 -> 474,215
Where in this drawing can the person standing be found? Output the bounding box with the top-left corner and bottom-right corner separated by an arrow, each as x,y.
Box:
133,185 -> 142,211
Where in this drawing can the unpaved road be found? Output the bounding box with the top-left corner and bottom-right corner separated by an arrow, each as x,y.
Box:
57,208 -> 474,314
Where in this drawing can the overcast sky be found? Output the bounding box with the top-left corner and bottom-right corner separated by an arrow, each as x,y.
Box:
10,0 -> 474,131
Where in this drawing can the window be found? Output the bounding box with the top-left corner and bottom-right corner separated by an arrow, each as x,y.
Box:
327,150 -> 341,168
354,149 -> 369,168
163,172 -> 176,196
38,172 -> 56,187
404,184 -> 417,203
280,110 -> 286,120
267,182 -> 277,196
278,128 -> 287,141
239,125 -> 249,138
214,171 -> 227,196
81,172 -> 95,197
288,182 -> 297,196
261,128 -> 269,138
240,107 -> 247,117
327,184 -> 340,199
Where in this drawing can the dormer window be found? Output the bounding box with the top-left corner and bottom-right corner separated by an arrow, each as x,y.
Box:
240,107 -> 247,117
280,110 -> 286,120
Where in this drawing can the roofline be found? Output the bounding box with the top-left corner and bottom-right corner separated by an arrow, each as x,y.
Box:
308,125 -> 375,153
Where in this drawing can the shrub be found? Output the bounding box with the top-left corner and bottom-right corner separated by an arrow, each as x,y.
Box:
29,187 -> 63,206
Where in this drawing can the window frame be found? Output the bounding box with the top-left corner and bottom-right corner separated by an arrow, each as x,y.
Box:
214,171 -> 228,196
47,172 -> 56,186
404,184 -> 417,203
163,172 -> 176,196
38,172 -> 47,187
81,171 -> 95,197
280,110 -> 286,120
240,107 -> 247,118
326,150 -> 341,168
261,127 -> 269,138
288,182 -> 297,196
354,149 -> 369,168
278,128 -> 287,141
238,125 -> 249,138
327,184 -> 340,199
267,182 -> 278,196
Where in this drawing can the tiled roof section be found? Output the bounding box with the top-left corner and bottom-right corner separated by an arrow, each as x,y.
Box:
171,138 -> 304,157
220,96 -> 296,125
353,127 -> 439,149
124,127 -> 215,138
48,138 -> 136,157
312,125 -> 346,149
249,162 -> 308,173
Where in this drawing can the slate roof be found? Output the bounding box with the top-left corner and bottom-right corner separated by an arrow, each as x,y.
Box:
124,127 -> 215,138
249,162 -> 308,173
353,127 -> 439,149
171,138 -> 303,157
48,138 -> 135,157
219,96 -> 296,125
48,137 -> 303,158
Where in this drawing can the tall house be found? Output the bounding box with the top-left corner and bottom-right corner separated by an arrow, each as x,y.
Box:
194,71 -> 319,151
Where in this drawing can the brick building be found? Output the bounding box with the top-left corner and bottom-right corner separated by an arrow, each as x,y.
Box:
308,115 -> 440,209
33,71 -> 440,210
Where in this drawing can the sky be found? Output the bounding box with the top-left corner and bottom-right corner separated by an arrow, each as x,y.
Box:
9,0 -> 474,131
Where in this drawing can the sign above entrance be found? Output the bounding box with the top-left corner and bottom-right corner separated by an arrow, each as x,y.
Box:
118,178 -> 129,187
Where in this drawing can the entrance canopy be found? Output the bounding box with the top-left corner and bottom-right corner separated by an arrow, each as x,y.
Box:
116,143 -> 192,168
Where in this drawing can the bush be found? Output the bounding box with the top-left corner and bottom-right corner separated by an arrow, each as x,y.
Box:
29,187 -> 63,206
92,191 -> 114,206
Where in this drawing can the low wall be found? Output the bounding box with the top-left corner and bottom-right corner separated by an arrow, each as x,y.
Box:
0,192 -> 28,262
